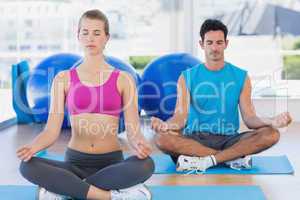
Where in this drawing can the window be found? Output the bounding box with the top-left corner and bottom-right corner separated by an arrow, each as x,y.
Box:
192,0 -> 300,99
0,0 -> 184,123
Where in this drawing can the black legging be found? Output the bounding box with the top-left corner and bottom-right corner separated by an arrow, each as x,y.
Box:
19,148 -> 155,199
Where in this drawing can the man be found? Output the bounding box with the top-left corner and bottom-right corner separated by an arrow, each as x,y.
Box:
151,19 -> 292,172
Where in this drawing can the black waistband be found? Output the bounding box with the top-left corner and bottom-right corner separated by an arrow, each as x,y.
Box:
65,147 -> 124,167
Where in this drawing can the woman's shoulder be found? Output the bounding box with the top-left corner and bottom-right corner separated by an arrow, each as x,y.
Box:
115,70 -> 136,94
53,70 -> 70,85
117,70 -> 135,83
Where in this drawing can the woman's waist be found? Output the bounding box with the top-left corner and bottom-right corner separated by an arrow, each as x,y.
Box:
64,147 -> 124,167
68,135 -> 121,154
70,117 -> 120,136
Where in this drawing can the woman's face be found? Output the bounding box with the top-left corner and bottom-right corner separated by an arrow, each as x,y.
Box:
78,17 -> 109,56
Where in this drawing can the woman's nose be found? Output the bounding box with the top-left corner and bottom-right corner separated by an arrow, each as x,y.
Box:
87,34 -> 94,41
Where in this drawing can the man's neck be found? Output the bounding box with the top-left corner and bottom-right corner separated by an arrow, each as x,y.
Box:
205,60 -> 225,71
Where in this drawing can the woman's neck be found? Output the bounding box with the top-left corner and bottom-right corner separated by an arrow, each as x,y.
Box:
81,54 -> 110,72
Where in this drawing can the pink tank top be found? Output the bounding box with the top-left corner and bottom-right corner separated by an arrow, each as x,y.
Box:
66,68 -> 122,117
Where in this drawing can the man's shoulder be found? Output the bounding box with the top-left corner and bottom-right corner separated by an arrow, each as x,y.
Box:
182,63 -> 203,75
226,62 -> 248,87
226,62 -> 247,74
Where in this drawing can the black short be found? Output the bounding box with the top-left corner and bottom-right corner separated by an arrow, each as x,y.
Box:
170,131 -> 253,163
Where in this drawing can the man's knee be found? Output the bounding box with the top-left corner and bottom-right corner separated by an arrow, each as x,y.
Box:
259,127 -> 280,146
154,134 -> 174,152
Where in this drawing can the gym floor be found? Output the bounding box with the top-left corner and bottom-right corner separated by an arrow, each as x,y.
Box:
0,118 -> 299,199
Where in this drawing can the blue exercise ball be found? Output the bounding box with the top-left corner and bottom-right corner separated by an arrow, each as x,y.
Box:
72,55 -> 140,133
139,53 -> 201,121
26,53 -> 82,128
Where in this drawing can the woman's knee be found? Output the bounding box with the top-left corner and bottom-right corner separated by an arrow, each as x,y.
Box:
128,156 -> 155,177
138,156 -> 155,181
143,156 -> 155,175
19,159 -> 36,180
19,157 -> 44,182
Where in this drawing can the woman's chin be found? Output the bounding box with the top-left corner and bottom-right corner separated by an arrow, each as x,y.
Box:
85,50 -> 101,56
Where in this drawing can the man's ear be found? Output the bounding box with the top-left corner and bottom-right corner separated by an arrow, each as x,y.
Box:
225,39 -> 229,49
199,39 -> 204,49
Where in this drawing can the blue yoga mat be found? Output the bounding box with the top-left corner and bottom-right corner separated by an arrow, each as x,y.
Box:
37,151 -> 294,175
0,185 -> 36,200
0,185 -> 266,200
151,154 -> 294,175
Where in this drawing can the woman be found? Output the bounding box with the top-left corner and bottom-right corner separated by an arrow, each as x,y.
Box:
17,9 -> 154,200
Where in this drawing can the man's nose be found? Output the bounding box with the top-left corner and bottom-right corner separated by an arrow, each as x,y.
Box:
211,44 -> 218,51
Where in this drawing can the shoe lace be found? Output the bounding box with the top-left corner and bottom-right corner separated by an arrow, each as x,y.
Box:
229,162 -> 243,171
229,157 -> 252,170
183,157 -> 207,174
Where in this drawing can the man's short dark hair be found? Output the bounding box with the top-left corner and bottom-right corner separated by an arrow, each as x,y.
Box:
200,19 -> 228,41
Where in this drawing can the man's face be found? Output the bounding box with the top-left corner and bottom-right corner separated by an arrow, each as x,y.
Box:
200,30 -> 228,62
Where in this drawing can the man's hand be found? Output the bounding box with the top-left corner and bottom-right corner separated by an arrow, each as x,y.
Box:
270,112 -> 292,128
150,117 -> 169,132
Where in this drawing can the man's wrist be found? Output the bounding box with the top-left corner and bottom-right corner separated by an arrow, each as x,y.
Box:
261,117 -> 273,127
165,121 -> 181,131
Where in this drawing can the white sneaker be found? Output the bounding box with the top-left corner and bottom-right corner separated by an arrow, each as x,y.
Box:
36,187 -> 67,200
111,183 -> 152,200
176,155 -> 213,172
225,156 -> 252,170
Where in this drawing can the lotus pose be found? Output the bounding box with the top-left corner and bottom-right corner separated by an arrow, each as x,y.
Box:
152,19 -> 292,172
17,9 -> 154,200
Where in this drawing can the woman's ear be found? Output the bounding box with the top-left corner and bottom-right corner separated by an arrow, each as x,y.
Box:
77,28 -> 80,40
106,34 -> 110,42
103,34 -> 110,49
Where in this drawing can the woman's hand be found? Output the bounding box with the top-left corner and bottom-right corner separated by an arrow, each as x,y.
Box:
16,144 -> 38,162
129,135 -> 152,159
